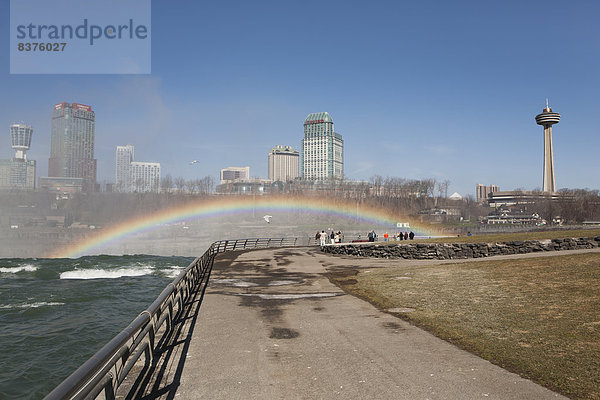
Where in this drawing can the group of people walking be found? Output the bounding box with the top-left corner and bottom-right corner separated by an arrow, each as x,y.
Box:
316,230 -> 343,246
376,231 -> 415,242
317,229 -> 416,246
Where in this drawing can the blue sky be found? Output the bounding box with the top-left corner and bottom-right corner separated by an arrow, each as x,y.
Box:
1,0 -> 599,196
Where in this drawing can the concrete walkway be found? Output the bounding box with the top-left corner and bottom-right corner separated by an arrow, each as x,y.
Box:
163,247 -> 572,400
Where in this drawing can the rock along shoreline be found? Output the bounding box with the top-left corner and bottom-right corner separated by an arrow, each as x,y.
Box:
321,237 -> 600,260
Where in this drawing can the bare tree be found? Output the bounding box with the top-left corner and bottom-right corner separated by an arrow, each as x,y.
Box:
174,176 -> 186,193
200,176 -> 214,194
184,179 -> 196,194
436,179 -> 450,199
160,174 -> 173,193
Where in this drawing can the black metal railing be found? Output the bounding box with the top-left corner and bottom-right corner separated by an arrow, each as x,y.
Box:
43,245 -> 217,400
212,236 -> 320,252
43,236 -> 321,400
211,233 -> 378,252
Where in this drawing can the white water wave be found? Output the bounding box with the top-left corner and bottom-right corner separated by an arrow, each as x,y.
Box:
162,266 -> 185,278
60,268 -> 154,280
0,265 -> 38,273
0,302 -> 65,309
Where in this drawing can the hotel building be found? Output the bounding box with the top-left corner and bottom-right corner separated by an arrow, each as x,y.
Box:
48,103 -> 97,190
301,112 -> 343,180
268,145 -> 299,182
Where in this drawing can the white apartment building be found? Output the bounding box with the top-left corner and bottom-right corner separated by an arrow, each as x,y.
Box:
115,145 -> 134,192
115,145 -> 160,192
268,145 -> 299,182
131,162 -> 161,193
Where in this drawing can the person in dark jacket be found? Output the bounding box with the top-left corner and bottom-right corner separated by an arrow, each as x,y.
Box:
368,230 -> 376,242
409,231 -> 415,240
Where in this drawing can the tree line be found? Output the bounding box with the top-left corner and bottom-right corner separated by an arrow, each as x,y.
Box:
159,174 -> 215,194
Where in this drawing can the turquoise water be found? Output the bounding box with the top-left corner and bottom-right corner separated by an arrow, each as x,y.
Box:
0,255 -> 195,400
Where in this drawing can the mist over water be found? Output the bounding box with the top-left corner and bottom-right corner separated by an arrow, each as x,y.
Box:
90,211 -> 392,256
3,210 -> 404,258
0,192 -> 420,258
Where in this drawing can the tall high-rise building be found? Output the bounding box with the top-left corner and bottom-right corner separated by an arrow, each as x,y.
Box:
130,162 -> 161,193
220,166 -> 250,184
0,124 -> 36,190
476,184 -> 499,203
115,145 -> 135,192
268,145 -> 299,182
301,112 -> 343,180
48,103 -> 97,190
535,100 -> 560,193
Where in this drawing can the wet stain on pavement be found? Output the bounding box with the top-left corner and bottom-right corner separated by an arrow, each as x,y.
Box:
237,295 -> 293,323
269,327 -> 300,339
382,321 -> 405,332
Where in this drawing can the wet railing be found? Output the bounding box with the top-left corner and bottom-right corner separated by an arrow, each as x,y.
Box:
43,237 -> 321,400
212,236 -> 320,252
211,233 -> 375,252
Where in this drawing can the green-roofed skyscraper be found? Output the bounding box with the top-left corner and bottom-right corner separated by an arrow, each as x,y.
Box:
301,112 -> 343,180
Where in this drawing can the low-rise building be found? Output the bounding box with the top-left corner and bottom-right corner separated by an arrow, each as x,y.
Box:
216,178 -> 272,195
220,166 -> 250,184
482,209 -> 543,225
487,190 -> 572,208
476,184 -> 499,203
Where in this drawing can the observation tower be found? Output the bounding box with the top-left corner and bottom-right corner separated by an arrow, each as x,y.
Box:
535,100 -> 560,193
10,123 -> 33,160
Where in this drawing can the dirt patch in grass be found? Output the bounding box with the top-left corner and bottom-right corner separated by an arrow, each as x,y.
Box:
330,252 -> 600,400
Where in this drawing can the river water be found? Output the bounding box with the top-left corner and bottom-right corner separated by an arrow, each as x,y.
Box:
0,255 -> 195,400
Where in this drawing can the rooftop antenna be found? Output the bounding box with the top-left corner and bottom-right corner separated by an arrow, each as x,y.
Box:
546,98 -> 549,110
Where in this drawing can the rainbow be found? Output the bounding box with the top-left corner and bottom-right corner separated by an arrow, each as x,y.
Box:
48,195 -> 441,258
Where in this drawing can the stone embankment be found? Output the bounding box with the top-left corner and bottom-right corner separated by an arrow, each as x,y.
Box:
321,237 -> 600,260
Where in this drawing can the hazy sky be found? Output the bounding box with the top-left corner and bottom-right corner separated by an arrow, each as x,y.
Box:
1,0 -> 599,196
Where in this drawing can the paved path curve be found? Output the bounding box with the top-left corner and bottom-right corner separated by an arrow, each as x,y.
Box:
165,247 -> 572,399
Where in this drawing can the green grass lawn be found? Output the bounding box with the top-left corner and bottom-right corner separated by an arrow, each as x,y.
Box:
329,251 -> 600,399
